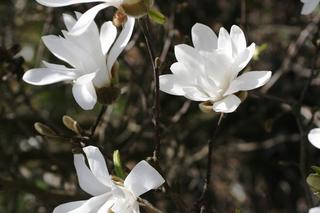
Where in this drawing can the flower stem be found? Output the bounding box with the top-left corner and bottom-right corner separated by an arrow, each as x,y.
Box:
198,113 -> 224,212
138,17 -> 161,161
90,104 -> 107,138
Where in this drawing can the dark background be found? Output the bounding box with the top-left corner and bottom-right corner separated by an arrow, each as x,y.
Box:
1,0 -> 320,212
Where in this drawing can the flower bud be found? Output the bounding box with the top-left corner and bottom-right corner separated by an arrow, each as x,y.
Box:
34,122 -> 57,137
113,10 -> 128,27
121,0 -> 154,18
307,173 -> 320,199
62,115 -> 83,135
199,101 -> 214,114
236,91 -> 248,102
96,86 -> 121,105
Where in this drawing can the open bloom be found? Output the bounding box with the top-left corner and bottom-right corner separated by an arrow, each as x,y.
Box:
35,0 -> 152,35
23,12 -> 134,110
308,128 -> 320,149
54,146 -> 165,213
301,0 -> 320,15
160,23 -> 271,113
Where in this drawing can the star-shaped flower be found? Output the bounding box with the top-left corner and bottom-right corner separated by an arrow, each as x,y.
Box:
23,12 -> 134,110
54,146 -> 165,213
160,23 -> 272,113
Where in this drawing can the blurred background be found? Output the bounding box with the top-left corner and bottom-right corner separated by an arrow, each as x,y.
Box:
1,0 -> 320,212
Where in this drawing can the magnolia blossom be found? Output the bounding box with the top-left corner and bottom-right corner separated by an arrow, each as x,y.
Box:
35,0 -> 144,35
23,12 -> 134,110
301,0 -> 320,15
54,146 -> 165,213
308,128 -> 320,149
309,207 -> 320,213
160,23 -> 271,113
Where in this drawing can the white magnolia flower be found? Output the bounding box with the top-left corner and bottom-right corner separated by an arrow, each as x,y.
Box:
301,0 -> 320,15
35,0 -> 151,35
309,207 -> 320,213
54,146 -> 165,213
160,23 -> 272,113
23,12 -> 134,110
308,128 -> 320,149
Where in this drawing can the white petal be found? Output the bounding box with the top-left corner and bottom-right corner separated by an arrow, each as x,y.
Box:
183,87 -> 210,101
53,201 -> 86,213
217,27 -> 232,58
23,68 -> 76,86
231,43 -> 255,79
301,0 -> 320,15
224,71 -> 272,96
82,146 -> 113,187
70,3 -> 111,36
107,17 -> 135,73
63,13 -> 77,31
42,35 -> 95,71
191,23 -> 217,52
230,25 -> 246,56
212,94 -> 241,113
68,193 -> 110,213
74,154 -> 110,196
124,160 -> 165,197
35,0 -> 107,7
100,21 -> 117,55
174,44 -> 204,74
72,79 -> 97,110
159,74 -> 190,96
308,128 -> 320,149
97,199 -> 115,213
309,207 -> 320,213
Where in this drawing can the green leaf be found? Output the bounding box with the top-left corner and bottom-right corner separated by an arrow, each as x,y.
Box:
148,9 -> 166,25
113,150 -> 126,179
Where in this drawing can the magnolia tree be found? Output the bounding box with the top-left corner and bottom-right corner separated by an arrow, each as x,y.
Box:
0,0 -> 320,212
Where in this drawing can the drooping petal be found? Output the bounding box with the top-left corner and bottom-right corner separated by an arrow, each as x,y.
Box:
191,23 -> 217,52
35,0 -> 107,7
74,154 -> 110,196
82,146 -> 113,187
230,25 -> 246,56
301,0 -> 320,15
70,3 -> 111,35
309,207 -> 320,213
224,71 -> 272,96
23,68 -> 76,86
308,128 -> 320,149
212,94 -> 241,113
72,74 -> 98,110
100,21 -> 117,55
124,160 -> 165,197
107,16 -> 135,73
217,27 -> 232,59
56,193 -> 110,213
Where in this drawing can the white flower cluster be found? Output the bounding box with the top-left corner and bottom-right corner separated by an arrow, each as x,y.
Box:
22,0 -> 320,212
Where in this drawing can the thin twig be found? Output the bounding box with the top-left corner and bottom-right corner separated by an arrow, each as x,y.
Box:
138,18 -> 161,161
90,105 -> 107,138
197,113 -> 224,212
294,35 -> 320,208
